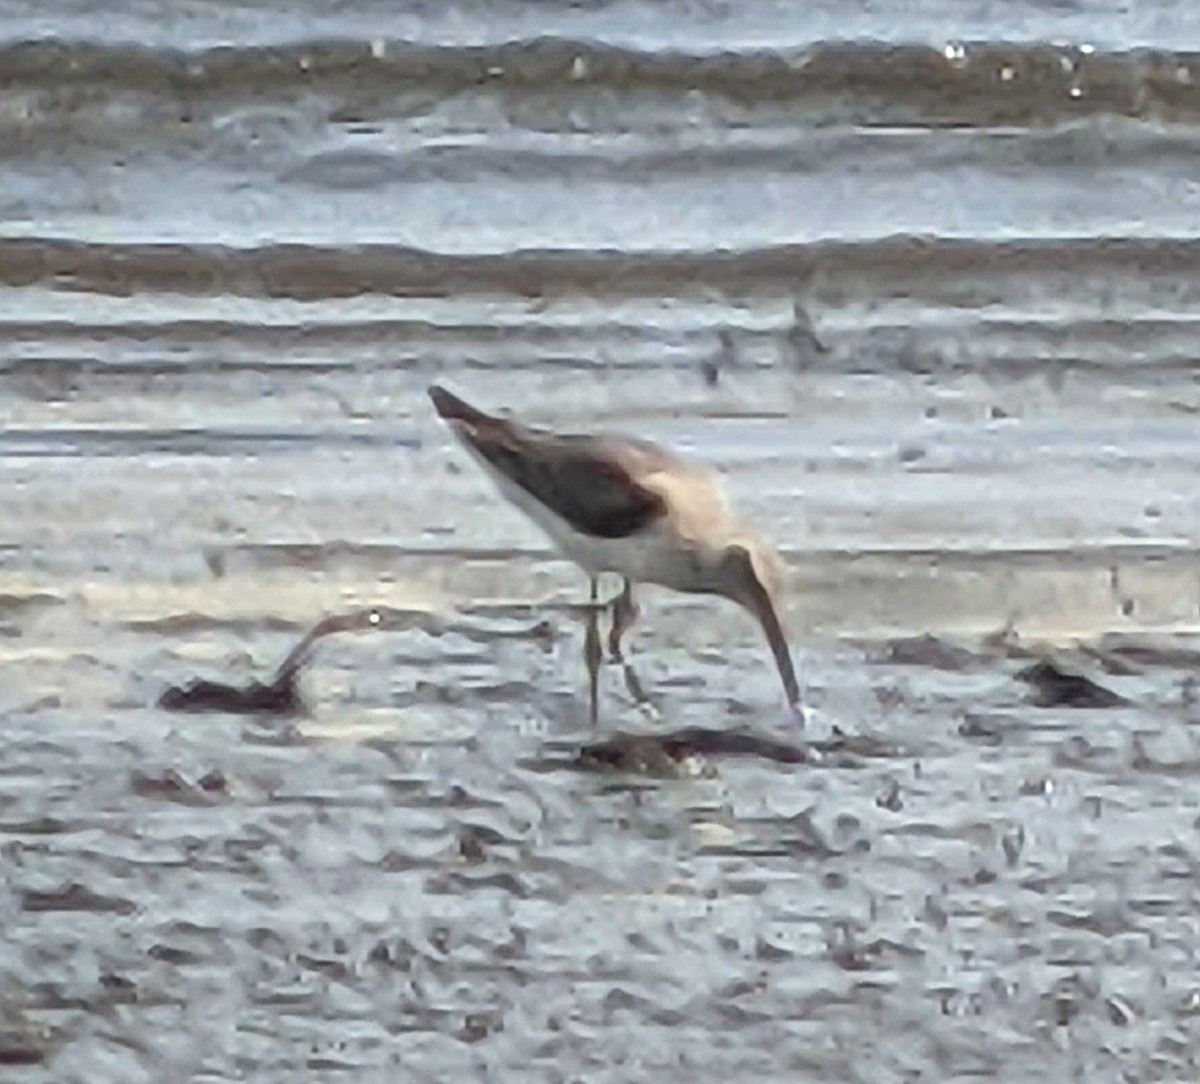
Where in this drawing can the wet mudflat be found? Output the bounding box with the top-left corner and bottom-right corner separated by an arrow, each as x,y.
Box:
5,0 -> 1200,1079
3,585 -> 1200,1081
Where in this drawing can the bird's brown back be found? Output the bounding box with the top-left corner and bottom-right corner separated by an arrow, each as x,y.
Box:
429,384 -> 672,539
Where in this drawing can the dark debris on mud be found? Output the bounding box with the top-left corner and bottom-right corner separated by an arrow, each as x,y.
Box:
129,767 -> 229,803
875,630 -> 1152,710
21,883 -> 135,916
575,727 -> 807,777
0,1038 -> 46,1068
156,606 -> 406,715
1014,658 -> 1128,708
879,633 -> 983,671
152,606 -> 1178,781
156,605 -> 559,716
527,726 -> 904,779
155,604 -> 906,779
159,674 -> 304,715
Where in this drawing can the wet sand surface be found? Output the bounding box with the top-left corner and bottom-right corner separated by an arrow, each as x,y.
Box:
4,3 -> 1200,1080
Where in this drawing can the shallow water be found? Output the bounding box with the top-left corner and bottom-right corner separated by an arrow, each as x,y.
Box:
2,2 -> 1200,1080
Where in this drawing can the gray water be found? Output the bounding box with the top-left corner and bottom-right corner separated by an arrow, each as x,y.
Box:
2,1 -> 1200,1080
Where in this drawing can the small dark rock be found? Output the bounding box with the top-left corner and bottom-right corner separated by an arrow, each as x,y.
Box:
873,684 -> 904,711
296,954 -> 349,980
885,634 -> 977,671
460,1013 -> 496,1043
1002,824 -> 1025,867
149,944 -> 203,966
130,769 -> 189,798
0,1042 -> 44,1067
98,973 -> 137,1003
367,941 -> 394,966
1055,734 -> 1097,767
959,713 -> 1005,743
876,779 -> 903,812
131,768 -> 228,803
458,826 -> 487,863
1015,659 -> 1127,708
702,329 -> 736,387
1106,995 -> 1136,1026
22,883 -> 135,915
755,937 -> 794,961
198,769 -> 228,793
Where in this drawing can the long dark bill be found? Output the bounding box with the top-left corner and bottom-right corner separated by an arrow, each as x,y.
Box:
748,580 -> 801,712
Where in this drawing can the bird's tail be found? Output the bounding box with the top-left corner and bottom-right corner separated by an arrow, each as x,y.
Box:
427,384 -> 496,428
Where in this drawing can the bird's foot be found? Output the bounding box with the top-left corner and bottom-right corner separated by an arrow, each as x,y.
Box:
616,657 -> 662,723
633,697 -> 663,726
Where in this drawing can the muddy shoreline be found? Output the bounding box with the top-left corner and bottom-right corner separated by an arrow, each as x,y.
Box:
5,4 -> 1200,1079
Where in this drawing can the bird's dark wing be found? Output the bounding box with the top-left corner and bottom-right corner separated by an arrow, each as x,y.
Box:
498,434 -> 668,539
429,385 -> 667,539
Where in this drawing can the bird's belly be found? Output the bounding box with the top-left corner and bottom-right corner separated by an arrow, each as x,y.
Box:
555,522 -> 691,587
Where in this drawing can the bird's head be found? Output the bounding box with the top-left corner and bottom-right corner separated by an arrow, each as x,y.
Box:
711,532 -> 801,714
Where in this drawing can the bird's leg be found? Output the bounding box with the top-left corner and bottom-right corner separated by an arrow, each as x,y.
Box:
607,579 -> 658,719
584,576 -> 603,727
607,578 -> 639,661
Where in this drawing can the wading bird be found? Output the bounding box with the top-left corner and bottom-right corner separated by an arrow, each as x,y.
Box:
428,385 -> 802,726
